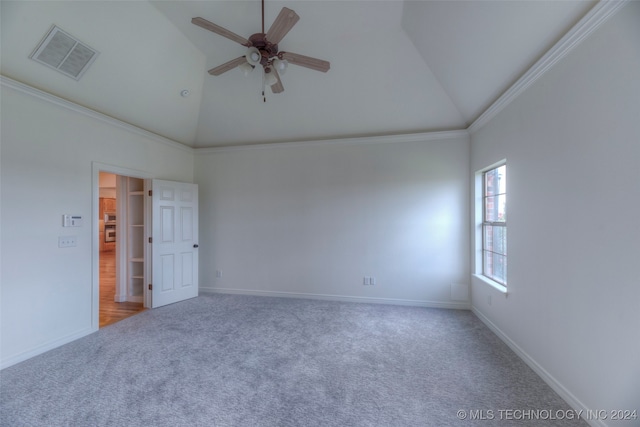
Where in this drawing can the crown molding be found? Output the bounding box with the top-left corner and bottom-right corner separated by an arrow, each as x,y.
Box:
468,0 -> 629,134
195,129 -> 470,154
2,75 -> 468,154
0,75 -> 194,153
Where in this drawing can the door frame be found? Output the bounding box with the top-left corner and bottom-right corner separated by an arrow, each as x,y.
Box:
91,162 -> 152,331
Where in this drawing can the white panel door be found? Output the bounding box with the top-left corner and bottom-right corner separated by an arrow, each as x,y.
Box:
150,179 -> 199,308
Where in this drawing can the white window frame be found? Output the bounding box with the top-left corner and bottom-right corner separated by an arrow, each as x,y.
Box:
474,161 -> 507,293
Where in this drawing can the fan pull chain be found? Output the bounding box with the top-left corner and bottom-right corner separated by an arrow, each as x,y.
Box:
261,0 -> 267,102
262,68 -> 266,102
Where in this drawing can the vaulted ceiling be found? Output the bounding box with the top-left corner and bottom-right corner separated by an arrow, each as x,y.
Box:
1,1 -> 596,148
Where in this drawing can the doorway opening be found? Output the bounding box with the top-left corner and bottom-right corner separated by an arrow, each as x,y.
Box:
98,172 -> 146,327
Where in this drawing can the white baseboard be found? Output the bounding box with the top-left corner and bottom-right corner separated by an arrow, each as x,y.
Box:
115,295 -> 142,303
1,326 -> 95,370
471,307 -> 607,427
200,286 -> 470,310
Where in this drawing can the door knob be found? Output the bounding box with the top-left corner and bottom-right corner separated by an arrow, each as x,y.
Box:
193,244 -> 199,248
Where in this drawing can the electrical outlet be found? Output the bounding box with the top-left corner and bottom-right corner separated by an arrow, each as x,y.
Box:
216,270 -> 222,278
370,277 -> 376,285
58,236 -> 77,248
363,276 -> 376,285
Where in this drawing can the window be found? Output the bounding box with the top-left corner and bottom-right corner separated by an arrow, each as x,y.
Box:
482,164 -> 507,285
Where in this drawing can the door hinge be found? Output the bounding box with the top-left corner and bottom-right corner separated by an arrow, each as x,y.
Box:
148,237 -> 152,243
148,190 -> 152,197
148,284 -> 153,290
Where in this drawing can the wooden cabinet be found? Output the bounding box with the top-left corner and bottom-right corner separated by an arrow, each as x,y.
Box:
98,197 -> 116,219
99,197 -> 117,252
104,198 -> 116,212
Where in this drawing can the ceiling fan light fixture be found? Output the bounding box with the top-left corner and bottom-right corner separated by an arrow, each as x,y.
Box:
192,2 -> 330,97
238,62 -> 255,76
246,47 -> 262,66
273,58 -> 288,75
264,68 -> 278,86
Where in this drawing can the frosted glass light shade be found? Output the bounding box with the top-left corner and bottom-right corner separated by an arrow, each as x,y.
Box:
238,62 -> 254,76
264,68 -> 278,86
246,47 -> 261,66
273,58 -> 288,75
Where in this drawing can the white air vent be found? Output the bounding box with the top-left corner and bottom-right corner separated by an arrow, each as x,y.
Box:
30,26 -> 98,80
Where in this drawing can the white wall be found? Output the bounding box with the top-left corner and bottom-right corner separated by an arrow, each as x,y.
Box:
195,133 -> 470,307
0,1 -> 205,146
470,2 -> 640,424
0,80 -> 195,368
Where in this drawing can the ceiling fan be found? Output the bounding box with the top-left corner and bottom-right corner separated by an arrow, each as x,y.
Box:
192,0 -> 330,98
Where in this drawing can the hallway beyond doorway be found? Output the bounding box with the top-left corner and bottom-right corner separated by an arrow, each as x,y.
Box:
99,250 -> 145,327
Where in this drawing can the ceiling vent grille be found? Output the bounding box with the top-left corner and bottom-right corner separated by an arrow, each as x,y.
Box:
30,26 -> 98,80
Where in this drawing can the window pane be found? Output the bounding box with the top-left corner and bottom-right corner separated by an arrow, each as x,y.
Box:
493,225 -> 506,255
484,168 -> 497,197
484,225 -> 507,255
483,250 -> 494,278
492,253 -> 507,284
484,165 -> 506,197
483,251 -> 507,285
484,194 -> 506,222
483,225 -> 493,252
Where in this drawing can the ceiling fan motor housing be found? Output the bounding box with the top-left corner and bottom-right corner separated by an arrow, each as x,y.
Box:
248,33 -> 278,66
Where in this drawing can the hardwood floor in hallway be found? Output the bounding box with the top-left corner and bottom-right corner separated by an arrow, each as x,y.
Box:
100,250 -> 145,327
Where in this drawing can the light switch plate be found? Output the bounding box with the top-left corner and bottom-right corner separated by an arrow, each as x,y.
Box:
58,236 -> 77,248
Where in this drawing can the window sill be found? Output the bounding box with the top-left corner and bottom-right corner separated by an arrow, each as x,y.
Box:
473,274 -> 508,295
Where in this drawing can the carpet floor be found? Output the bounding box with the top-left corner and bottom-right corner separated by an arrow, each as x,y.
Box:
1,293 -> 588,426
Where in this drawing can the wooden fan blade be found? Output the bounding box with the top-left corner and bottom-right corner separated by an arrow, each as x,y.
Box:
266,7 -> 300,45
280,52 -> 330,73
192,17 -> 250,46
208,56 -> 247,76
270,68 -> 284,94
